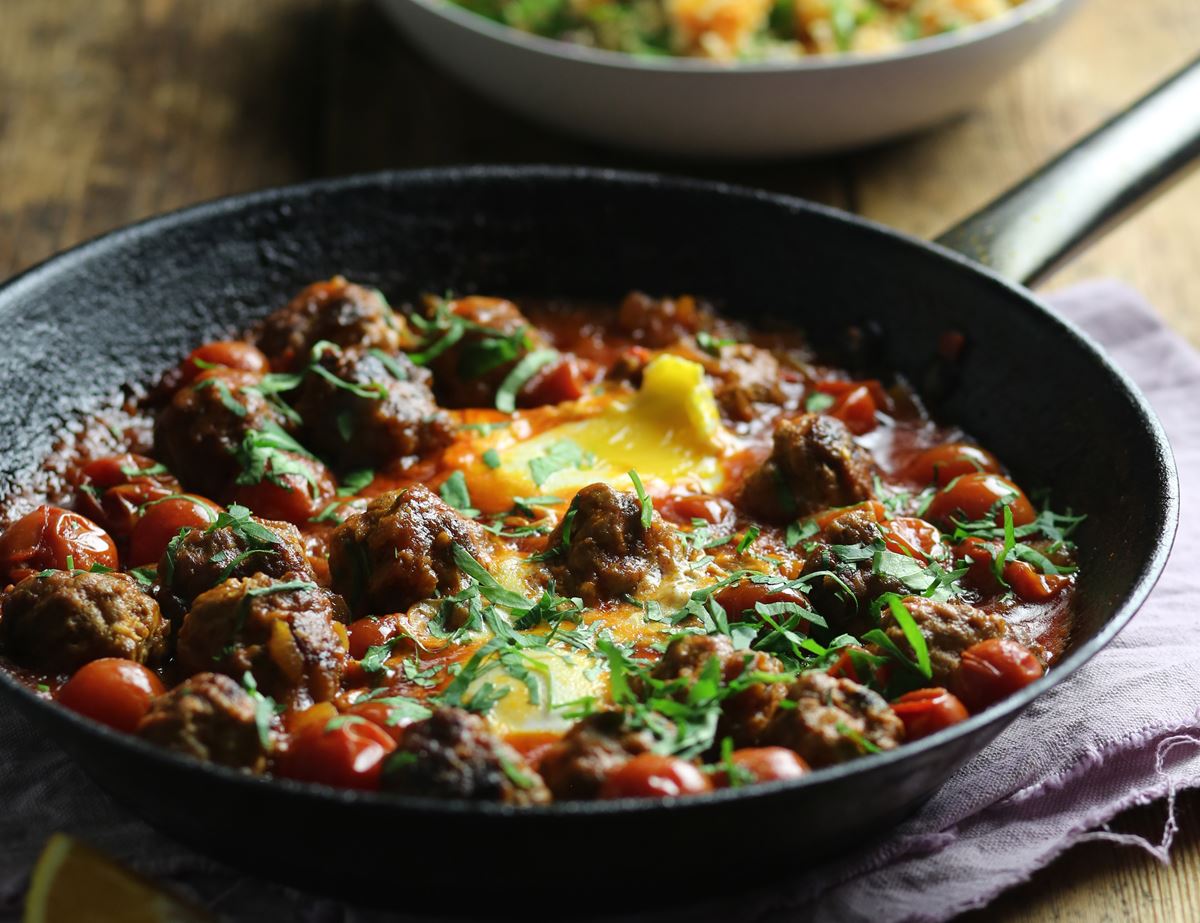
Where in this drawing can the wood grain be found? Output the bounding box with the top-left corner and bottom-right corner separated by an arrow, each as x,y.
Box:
1,0 -> 1198,919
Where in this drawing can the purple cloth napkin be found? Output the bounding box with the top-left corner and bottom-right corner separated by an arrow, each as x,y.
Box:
1,280 -> 1198,923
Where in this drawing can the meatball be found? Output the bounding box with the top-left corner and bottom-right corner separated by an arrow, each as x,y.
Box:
0,571 -> 166,673
423,296 -> 550,408
545,483 -> 683,605
540,711 -> 657,801
880,596 -> 1009,687
707,344 -> 788,423
157,513 -> 314,622
256,277 -> 405,371
153,368 -> 289,498
617,291 -> 705,347
740,414 -> 876,523
645,634 -> 786,748
176,573 -> 347,707
292,345 -> 452,468
382,707 -> 549,804
801,549 -> 907,637
136,672 -> 267,771
328,485 -> 490,618
763,671 -> 903,767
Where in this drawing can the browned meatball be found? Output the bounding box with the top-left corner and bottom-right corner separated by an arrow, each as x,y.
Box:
740,414 -> 876,524
645,634 -> 786,748
800,508 -> 905,632
292,345 -> 452,468
545,483 -> 683,605
880,596 -> 1009,687
537,711 -> 655,800
764,671 -> 903,767
707,344 -> 787,423
0,570 -> 166,673
153,368 -> 289,498
382,707 -> 549,804
422,296 -> 550,408
136,672 -> 267,771
328,485 -> 490,618
617,291 -> 705,347
157,513 -> 314,622
256,277 -> 405,372
176,573 -> 346,707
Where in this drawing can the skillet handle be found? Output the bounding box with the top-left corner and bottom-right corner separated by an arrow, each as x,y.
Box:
935,56 -> 1200,287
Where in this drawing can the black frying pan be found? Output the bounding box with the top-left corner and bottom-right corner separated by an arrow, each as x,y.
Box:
0,57 -> 1197,906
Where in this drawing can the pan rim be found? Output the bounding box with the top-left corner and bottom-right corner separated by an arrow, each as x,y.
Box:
0,164 -> 1180,819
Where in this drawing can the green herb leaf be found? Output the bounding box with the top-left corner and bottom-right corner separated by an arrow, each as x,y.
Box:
482,448 -> 502,469
495,349 -> 558,413
628,469 -> 653,529
451,543 -> 531,610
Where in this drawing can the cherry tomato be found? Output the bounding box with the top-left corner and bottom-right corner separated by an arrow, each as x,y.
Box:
713,581 -> 809,621
924,473 -> 1035,529
955,537 -> 1071,602
829,384 -> 878,435
232,454 -> 335,525
57,659 -> 165,733
657,493 -> 734,527
714,747 -> 809,787
276,715 -> 397,791
343,700 -> 419,743
1003,560 -> 1071,602
347,614 -> 404,661
884,517 -> 944,559
127,495 -> 220,567
906,443 -> 1001,487
599,754 -> 712,799
77,454 -> 181,539
0,506 -> 118,585
813,378 -> 892,411
892,687 -> 969,740
957,638 -> 1044,711
519,356 -> 586,407
180,341 -> 269,384
814,500 -> 888,532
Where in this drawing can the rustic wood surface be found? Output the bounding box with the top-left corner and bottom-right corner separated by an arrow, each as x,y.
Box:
1,0 -> 1198,919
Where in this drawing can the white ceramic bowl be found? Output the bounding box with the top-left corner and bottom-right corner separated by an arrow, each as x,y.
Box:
378,0 -> 1079,158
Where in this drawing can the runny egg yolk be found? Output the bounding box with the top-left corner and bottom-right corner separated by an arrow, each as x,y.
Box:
467,354 -> 736,506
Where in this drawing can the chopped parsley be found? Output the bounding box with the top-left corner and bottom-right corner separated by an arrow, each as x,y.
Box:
627,469 -> 653,529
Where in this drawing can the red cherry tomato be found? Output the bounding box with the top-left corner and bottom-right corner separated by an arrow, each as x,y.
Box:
906,443 -> 1002,487
347,614 -> 404,661
957,638 -> 1044,711
232,454 -> 335,525
599,754 -> 712,799
924,473 -> 1035,529
714,747 -> 809,787
76,454 -> 180,539
0,506 -> 118,585
713,581 -> 809,621
180,341 -> 269,384
829,384 -> 878,435
342,701 -> 416,744
57,659 -> 165,733
276,716 -> 397,791
656,493 -> 734,527
519,357 -> 586,407
892,687 -> 969,740
127,495 -> 220,567
884,517 -> 943,559
955,538 -> 1071,602
1003,560 -> 1071,602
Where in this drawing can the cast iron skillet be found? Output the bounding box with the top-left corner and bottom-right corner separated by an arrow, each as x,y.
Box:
0,60 -> 1196,903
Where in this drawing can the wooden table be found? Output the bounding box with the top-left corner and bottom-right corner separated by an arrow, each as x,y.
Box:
1,0 -> 1198,918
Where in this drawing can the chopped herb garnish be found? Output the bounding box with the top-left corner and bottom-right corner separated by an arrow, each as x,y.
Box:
439,471 -> 479,517
495,349 -> 558,413
338,468 -> 374,497
805,391 -> 836,413
482,448 -> 502,469
628,469 -> 653,529
736,525 -> 761,554
695,330 -> 736,356
450,543 -> 531,610
529,439 -> 590,488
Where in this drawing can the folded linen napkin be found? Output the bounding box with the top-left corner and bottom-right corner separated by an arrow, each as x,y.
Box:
1,280 -> 1198,923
